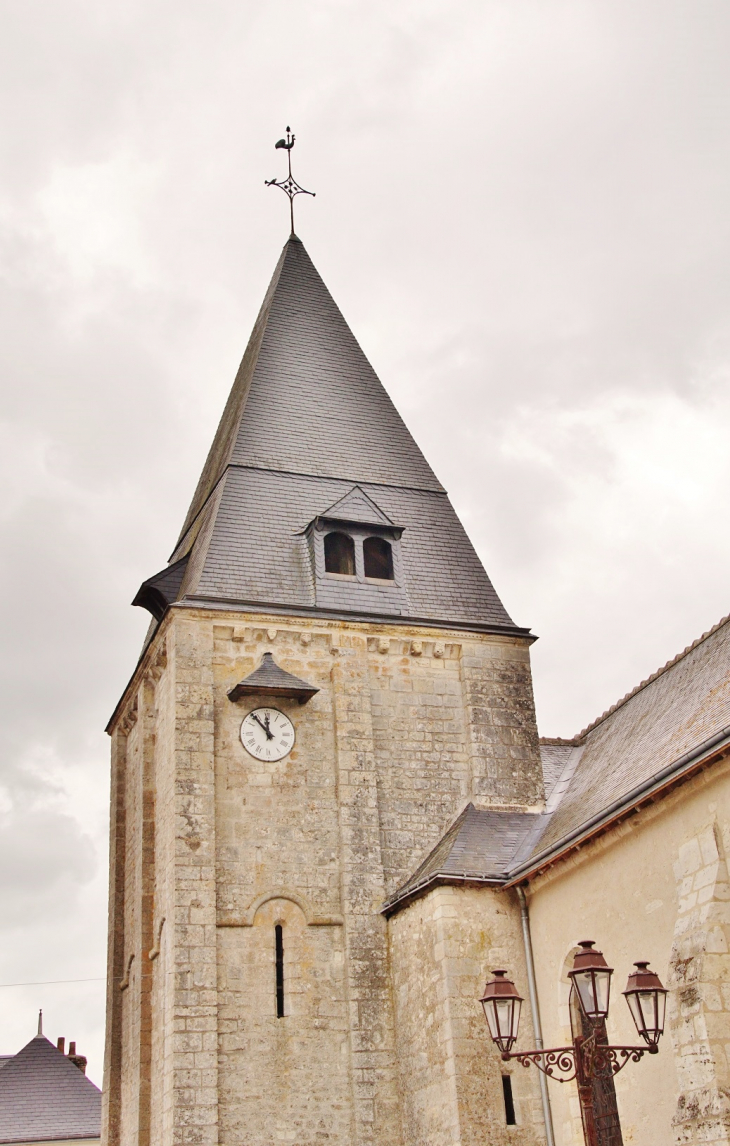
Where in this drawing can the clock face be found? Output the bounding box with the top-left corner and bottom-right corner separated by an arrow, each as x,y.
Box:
240,707 -> 295,762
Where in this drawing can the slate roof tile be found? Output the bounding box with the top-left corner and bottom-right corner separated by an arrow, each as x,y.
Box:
227,652 -> 318,702
383,803 -> 542,912
531,614 -> 730,858
0,1035 -> 101,1143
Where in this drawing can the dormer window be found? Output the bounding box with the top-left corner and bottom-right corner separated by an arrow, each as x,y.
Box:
324,531 -> 355,576
305,485 -> 408,615
363,536 -> 394,580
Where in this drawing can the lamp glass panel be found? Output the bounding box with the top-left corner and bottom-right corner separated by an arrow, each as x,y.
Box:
638,990 -> 664,1037
496,998 -> 514,1039
595,970 -> 611,1016
483,1001 -> 500,1043
575,973 -> 597,1017
655,990 -> 667,1033
626,991 -> 643,1034
512,997 -> 522,1041
575,969 -> 611,1018
626,989 -> 666,1042
483,996 -> 521,1050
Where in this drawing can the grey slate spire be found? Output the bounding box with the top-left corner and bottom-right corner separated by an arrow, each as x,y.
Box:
134,236 -> 527,635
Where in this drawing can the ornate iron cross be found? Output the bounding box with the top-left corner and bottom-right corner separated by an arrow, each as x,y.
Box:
265,126 -> 315,236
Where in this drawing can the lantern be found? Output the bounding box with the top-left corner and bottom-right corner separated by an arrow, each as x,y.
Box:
480,970 -> 523,1055
568,941 -> 613,1022
623,962 -> 667,1050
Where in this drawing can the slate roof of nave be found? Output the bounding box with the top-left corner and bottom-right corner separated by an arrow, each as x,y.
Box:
0,1035 -> 101,1143
133,235 -> 525,638
386,613 -> 730,912
527,611 -> 730,864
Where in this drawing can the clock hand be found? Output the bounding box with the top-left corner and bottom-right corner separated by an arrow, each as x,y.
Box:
251,713 -> 274,740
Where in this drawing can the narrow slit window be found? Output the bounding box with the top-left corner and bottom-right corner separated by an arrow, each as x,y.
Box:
324,531 -> 355,575
275,924 -> 285,1018
363,536 -> 393,580
501,1075 -> 516,1125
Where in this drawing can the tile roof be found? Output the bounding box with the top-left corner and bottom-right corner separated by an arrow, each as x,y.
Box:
383,803 -> 542,913
0,1035 -> 101,1143
133,237 -> 525,636
530,614 -> 730,860
227,652 -> 319,703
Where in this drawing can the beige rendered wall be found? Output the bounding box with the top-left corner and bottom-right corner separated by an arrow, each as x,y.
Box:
525,756 -> 730,1146
103,606 -> 544,1146
388,884 -> 547,1146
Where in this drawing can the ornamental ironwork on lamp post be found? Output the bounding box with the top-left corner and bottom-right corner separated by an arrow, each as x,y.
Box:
480,942 -> 668,1146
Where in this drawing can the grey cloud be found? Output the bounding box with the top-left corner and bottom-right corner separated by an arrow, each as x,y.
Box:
0,809 -> 95,928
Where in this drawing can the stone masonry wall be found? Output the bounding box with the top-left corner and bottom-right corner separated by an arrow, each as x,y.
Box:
369,633 -> 543,901
104,609 -> 543,1146
459,640 -> 543,807
388,884 -> 546,1146
119,703 -> 143,1146
669,819 -> 730,1144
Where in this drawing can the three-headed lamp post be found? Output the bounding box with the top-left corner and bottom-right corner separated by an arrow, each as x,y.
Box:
480,941 -> 668,1146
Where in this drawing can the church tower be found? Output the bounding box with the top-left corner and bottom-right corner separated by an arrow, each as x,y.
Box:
102,233 -> 548,1146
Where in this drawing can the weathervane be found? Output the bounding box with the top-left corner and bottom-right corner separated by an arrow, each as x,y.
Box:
265,127 -> 315,236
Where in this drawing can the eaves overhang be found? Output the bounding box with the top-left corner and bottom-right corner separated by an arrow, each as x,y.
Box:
381,871 -> 507,918
305,514 -> 405,540
174,593 -> 536,641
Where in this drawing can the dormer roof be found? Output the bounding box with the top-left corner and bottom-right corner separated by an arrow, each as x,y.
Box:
316,486 -> 396,529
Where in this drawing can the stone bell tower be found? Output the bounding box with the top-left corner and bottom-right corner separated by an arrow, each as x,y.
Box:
102,234 -> 546,1146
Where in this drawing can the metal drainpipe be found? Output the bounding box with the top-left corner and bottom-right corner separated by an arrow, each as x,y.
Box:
516,884 -> 556,1146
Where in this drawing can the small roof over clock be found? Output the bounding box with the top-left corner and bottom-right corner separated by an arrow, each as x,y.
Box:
228,652 -> 319,704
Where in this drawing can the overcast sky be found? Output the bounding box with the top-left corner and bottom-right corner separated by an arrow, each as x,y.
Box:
1,0 -> 729,1083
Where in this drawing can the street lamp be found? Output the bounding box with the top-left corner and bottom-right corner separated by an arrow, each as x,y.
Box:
568,941 -> 612,1022
479,970 -> 523,1054
623,961 -> 668,1048
480,942 -> 667,1146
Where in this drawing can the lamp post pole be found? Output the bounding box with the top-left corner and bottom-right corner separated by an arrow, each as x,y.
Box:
573,1034 -> 602,1146
480,942 -> 668,1146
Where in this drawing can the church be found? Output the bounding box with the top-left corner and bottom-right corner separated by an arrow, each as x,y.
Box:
101,227 -> 730,1146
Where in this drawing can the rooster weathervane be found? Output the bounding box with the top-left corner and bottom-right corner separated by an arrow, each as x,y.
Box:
265,127 -> 315,236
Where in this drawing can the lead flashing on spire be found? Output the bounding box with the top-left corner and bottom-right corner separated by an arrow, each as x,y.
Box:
36,1010 -> 42,1037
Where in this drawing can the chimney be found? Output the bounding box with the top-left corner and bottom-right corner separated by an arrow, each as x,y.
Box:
56,1037 -> 65,1054
67,1041 -> 87,1075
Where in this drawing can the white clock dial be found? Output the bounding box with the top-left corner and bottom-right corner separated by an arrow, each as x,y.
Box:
240,707 -> 295,762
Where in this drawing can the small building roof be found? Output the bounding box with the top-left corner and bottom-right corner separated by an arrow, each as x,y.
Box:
0,1035 -> 101,1144
383,803 -> 542,914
